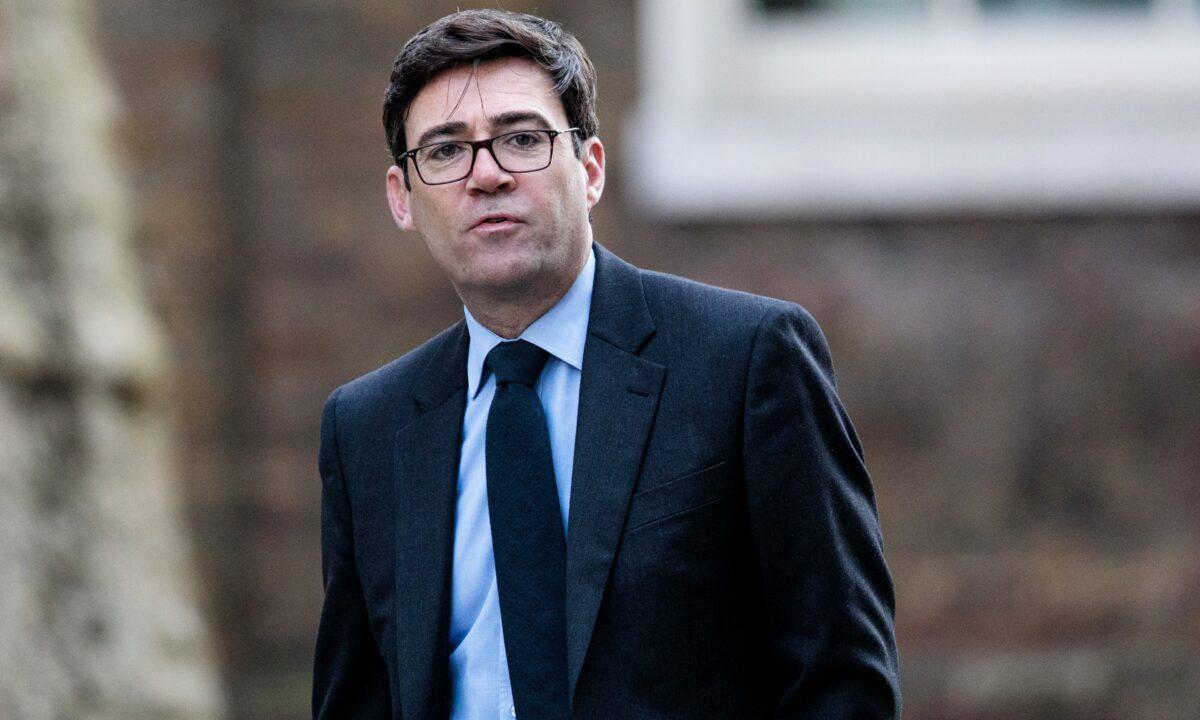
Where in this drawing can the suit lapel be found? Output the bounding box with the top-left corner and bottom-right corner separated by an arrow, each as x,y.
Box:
394,323 -> 468,720
566,245 -> 664,700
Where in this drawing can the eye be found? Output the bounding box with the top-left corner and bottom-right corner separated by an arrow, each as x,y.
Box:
417,142 -> 468,166
504,131 -> 545,149
429,142 -> 465,161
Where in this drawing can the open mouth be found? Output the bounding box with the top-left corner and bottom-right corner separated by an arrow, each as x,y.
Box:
473,215 -> 521,229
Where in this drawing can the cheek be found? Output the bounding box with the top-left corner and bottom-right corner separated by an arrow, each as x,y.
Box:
559,177 -> 589,224
545,170 -> 587,220
411,196 -> 455,239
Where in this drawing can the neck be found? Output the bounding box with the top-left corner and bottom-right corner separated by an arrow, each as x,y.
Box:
464,291 -> 561,340
461,246 -> 589,340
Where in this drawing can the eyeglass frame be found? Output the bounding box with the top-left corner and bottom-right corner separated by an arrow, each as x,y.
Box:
397,127 -> 582,186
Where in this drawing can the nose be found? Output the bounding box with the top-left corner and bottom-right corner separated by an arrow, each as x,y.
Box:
465,143 -> 514,194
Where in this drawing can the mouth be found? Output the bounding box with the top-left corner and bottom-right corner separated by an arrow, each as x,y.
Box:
470,213 -> 523,231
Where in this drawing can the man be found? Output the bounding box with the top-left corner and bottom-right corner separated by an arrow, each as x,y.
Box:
314,9 -> 900,720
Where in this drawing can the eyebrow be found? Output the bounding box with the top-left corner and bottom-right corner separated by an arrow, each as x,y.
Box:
490,110 -> 554,130
414,121 -> 468,149
412,110 -> 557,148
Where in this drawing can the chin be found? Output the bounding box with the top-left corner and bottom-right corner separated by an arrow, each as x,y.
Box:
460,254 -> 545,296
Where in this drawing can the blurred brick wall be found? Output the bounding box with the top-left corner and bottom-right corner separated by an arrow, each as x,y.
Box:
94,1 -> 1200,718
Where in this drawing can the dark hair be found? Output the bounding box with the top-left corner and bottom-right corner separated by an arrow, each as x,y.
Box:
383,10 -> 598,169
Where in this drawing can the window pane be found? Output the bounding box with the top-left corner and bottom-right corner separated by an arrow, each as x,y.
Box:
981,0 -> 1151,14
759,0 -> 925,16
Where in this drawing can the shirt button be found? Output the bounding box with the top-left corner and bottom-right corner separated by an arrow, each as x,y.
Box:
510,705 -> 517,717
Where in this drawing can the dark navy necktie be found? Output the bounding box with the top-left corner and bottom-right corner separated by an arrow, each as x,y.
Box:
485,340 -> 570,720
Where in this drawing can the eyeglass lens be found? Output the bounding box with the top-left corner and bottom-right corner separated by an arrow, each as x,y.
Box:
414,130 -> 556,184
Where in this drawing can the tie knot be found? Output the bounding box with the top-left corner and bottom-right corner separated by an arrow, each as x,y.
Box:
487,340 -> 550,388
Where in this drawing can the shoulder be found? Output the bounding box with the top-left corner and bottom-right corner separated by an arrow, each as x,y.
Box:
636,265 -> 821,346
323,321 -> 465,431
625,262 -> 835,393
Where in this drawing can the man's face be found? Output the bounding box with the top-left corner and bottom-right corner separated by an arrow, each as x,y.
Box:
386,56 -> 604,303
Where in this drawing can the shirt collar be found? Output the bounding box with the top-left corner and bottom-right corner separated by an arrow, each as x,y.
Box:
464,245 -> 595,399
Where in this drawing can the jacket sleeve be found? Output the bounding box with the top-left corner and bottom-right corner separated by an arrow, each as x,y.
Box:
742,304 -> 901,719
312,387 -> 392,719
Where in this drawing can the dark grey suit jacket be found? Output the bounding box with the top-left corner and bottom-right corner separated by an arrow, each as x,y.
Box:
313,244 -> 901,719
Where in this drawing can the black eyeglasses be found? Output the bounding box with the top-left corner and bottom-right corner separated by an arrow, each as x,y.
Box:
399,128 -> 581,186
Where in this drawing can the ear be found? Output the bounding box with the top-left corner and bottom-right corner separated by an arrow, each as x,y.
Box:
580,136 -> 606,211
386,164 -> 416,231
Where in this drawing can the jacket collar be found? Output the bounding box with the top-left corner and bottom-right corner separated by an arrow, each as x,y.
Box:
411,321 -> 469,412
587,242 -> 656,353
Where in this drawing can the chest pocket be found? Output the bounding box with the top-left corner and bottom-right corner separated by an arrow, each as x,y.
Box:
624,461 -> 729,532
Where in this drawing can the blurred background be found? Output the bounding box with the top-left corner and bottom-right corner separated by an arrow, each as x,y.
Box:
2,0 -> 1198,718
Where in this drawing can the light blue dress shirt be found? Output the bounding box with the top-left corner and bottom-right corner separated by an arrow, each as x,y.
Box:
449,247 -> 595,720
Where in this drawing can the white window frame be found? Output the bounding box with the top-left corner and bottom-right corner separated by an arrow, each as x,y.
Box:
625,0 -> 1200,218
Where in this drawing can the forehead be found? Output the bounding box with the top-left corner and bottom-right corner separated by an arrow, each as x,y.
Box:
405,56 -> 567,140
